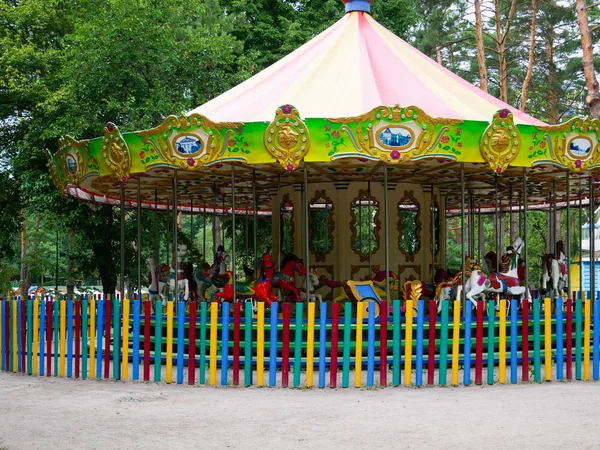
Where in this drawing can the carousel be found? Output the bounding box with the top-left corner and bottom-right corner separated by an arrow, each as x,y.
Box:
47,0 -> 599,314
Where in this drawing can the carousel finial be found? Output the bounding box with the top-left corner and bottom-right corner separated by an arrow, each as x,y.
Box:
343,0 -> 372,14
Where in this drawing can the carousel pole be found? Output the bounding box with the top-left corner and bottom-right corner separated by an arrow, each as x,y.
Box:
442,194 -> 448,270
469,191 -> 474,258
384,167 -> 390,302
304,164 -> 310,302
523,168 -> 529,300
190,199 -> 194,248
553,180 -> 557,252
580,179 -> 584,302
166,200 -> 170,268
359,188 -> 363,260
222,195 -> 225,245
495,174 -> 500,270
368,181 -> 372,276
213,182 -> 217,253
232,166 -> 237,303
431,184 -> 435,283
154,189 -> 158,262
277,174 -> 281,269
203,203 -> 206,263
567,172 -> 571,299
120,183 -> 125,300
172,172 -> 178,302
245,205 -> 249,266
137,177 -> 142,301
253,170 -> 258,273
590,177 -> 596,305
509,183 -> 513,242
461,165 -> 466,310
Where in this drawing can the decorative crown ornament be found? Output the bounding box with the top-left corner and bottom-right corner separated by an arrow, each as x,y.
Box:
480,109 -> 521,173
264,105 -> 311,171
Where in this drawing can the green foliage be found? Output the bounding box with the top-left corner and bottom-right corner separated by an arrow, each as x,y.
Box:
310,208 -> 333,256
351,204 -> 378,256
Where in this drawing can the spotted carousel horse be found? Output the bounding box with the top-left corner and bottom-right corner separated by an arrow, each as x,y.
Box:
458,238 -> 530,309
169,243 -> 190,301
299,268 -> 323,304
213,254 -> 279,306
195,246 -> 232,301
273,254 -> 307,302
541,240 -> 568,299
434,259 -> 478,313
323,270 -> 400,303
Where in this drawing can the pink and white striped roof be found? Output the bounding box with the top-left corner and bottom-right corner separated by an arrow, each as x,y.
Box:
189,11 -> 544,125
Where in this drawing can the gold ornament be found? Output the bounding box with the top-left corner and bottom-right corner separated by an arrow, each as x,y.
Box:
263,105 -> 310,171
535,117 -> 600,172
480,109 -> 521,173
101,122 -> 131,181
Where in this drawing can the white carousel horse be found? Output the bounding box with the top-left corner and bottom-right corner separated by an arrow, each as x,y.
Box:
169,243 -> 190,301
541,246 -> 568,298
299,268 -> 323,304
195,249 -> 231,301
148,257 -> 169,302
459,238 -> 530,308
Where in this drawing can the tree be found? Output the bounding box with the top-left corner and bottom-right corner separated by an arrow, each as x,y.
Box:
576,0 -> 600,118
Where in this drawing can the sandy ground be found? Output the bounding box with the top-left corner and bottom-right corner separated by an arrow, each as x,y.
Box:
1,373 -> 600,449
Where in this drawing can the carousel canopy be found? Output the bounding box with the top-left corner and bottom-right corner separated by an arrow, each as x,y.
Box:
47,0 -> 600,211
189,7 -> 543,126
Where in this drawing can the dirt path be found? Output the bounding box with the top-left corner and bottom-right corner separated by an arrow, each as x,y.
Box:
0,373 -> 598,449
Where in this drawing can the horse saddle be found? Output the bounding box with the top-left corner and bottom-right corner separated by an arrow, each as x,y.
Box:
211,274 -> 228,289
488,272 -> 520,291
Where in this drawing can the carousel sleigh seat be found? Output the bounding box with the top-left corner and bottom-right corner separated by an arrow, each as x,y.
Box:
345,280 -> 381,318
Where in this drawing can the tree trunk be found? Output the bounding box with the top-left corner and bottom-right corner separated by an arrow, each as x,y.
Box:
510,212 -> 519,244
545,29 -> 559,124
19,216 -> 29,298
494,0 -> 518,103
576,0 -> 600,118
474,0 -> 488,92
520,0 -> 537,112
435,45 -> 443,65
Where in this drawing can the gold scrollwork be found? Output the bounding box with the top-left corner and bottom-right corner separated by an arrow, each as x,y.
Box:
328,104 -> 462,163
403,280 -> 423,302
264,105 -> 310,171
535,117 -> 600,171
52,136 -> 89,187
101,122 -> 131,181
480,109 -> 521,173
135,114 -> 243,170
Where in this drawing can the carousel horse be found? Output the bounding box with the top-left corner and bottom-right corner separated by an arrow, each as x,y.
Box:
195,246 -> 232,301
148,257 -> 169,303
213,254 -> 279,305
169,243 -> 190,301
459,238 -> 530,308
299,268 -> 323,304
433,262 -> 476,313
273,254 -> 307,302
541,240 -> 568,298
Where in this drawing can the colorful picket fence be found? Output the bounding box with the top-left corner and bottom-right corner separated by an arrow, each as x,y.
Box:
0,294 -> 596,387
